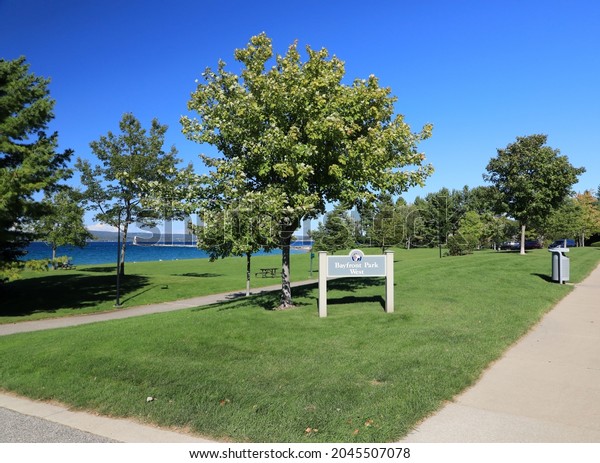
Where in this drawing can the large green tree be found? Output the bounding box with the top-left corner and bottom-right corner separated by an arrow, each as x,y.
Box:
484,134 -> 585,255
0,57 -> 72,268
182,33 -> 433,308
76,113 -> 180,275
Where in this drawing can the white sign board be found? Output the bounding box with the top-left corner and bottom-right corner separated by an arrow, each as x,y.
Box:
318,249 -> 394,317
327,254 -> 386,277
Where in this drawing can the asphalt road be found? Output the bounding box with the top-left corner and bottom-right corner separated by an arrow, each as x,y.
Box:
0,407 -> 116,443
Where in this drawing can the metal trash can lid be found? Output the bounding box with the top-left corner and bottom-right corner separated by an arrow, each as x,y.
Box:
548,247 -> 569,253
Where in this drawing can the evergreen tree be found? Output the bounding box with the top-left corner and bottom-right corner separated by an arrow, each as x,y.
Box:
310,205 -> 356,254
0,56 -> 72,271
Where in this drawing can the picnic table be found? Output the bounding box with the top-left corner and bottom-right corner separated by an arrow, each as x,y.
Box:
56,261 -> 76,270
255,267 -> 279,278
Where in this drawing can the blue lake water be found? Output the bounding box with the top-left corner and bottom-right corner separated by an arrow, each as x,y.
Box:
24,241 -> 309,266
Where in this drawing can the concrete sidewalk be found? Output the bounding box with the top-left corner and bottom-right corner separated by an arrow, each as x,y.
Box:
401,263 -> 600,442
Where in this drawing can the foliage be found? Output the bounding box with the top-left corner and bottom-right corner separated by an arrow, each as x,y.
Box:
181,33 -> 433,307
0,261 -> 22,283
76,113 -> 180,275
310,205 -> 356,254
484,134 -> 585,254
541,197 -> 583,243
447,210 -> 484,255
0,56 -> 72,266
480,212 -> 518,249
355,186 -> 518,251
574,190 -> 600,245
362,195 -> 405,252
192,191 -> 282,296
34,189 -> 92,263
23,258 -> 51,272
412,188 -> 468,247
541,191 -> 600,246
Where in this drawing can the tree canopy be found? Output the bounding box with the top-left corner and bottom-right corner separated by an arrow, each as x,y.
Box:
484,134 -> 585,254
0,56 -> 72,268
182,33 -> 433,307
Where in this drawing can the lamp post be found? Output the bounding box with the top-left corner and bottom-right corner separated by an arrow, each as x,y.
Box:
115,210 -> 122,307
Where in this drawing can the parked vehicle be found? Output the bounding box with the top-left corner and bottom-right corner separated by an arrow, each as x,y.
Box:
499,241 -> 519,250
500,240 -> 542,250
525,240 -> 542,249
548,239 -> 576,248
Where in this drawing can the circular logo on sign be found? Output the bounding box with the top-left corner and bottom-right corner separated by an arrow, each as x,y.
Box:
349,249 -> 364,262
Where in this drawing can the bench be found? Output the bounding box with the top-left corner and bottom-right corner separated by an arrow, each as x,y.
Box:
255,267 -> 279,278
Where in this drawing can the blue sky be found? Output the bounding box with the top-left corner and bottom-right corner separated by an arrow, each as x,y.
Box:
2,0 -> 599,229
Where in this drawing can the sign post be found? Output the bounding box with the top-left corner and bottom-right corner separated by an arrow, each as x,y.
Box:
318,251 -> 328,318
318,249 -> 394,317
385,251 -> 394,313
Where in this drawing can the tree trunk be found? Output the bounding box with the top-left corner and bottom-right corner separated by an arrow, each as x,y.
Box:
280,236 -> 292,308
246,252 -> 251,296
279,222 -> 296,309
520,223 -> 526,255
52,245 -> 57,269
120,219 -> 129,276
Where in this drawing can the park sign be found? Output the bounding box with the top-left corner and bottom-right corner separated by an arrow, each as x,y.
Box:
318,249 -> 394,317
327,250 -> 387,277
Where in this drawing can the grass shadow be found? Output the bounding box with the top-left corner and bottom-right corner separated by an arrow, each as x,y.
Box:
0,273 -> 149,318
79,266 -> 116,273
172,273 -> 223,278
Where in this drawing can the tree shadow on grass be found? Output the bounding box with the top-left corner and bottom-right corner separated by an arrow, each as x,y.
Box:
0,273 -> 149,318
172,273 -> 223,278
78,266 -> 117,273
190,277 -> 388,313
328,295 -> 386,309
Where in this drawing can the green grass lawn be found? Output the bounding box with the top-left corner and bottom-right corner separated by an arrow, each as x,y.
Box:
0,247 -> 599,442
0,252 -> 315,323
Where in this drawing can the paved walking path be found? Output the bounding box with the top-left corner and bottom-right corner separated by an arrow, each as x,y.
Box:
2,267 -> 600,442
401,263 -> 600,442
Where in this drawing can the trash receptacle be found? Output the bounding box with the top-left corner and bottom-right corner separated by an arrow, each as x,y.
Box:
549,247 -> 570,283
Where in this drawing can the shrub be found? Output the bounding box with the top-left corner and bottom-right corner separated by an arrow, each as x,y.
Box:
447,234 -> 477,256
